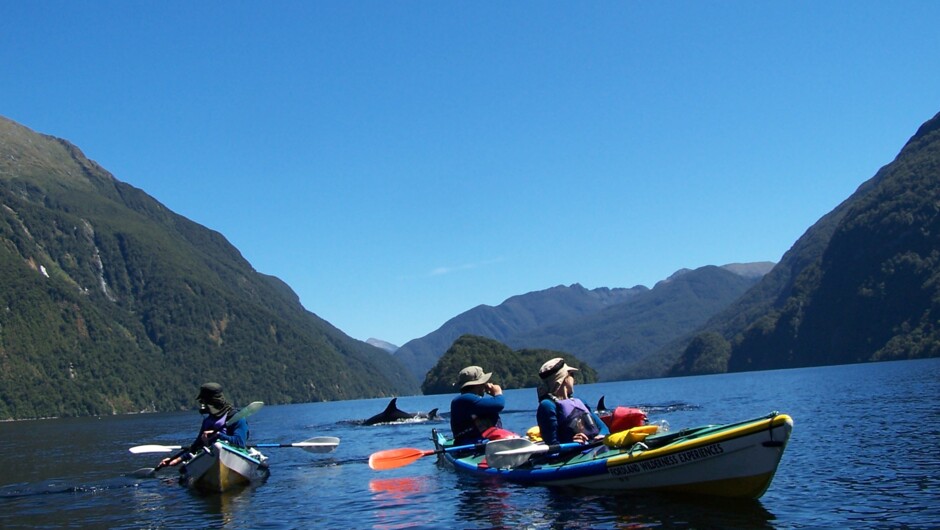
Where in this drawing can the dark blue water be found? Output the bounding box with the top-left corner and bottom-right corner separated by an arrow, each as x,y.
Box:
1,358 -> 938,529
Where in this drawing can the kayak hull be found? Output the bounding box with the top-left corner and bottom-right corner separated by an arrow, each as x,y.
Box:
434,412 -> 793,499
180,441 -> 269,493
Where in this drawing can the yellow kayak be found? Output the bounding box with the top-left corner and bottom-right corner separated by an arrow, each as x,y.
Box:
180,441 -> 270,493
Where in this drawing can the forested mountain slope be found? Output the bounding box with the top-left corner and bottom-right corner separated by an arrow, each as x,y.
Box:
0,116 -> 416,419
669,111 -> 940,375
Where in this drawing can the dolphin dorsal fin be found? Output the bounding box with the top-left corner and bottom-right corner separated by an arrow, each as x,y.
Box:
384,398 -> 399,412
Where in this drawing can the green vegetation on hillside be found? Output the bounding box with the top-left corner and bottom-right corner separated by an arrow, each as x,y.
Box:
728,113 -> 940,370
421,334 -> 597,395
669,332 -> 731,376
668,111 -> 940,375
0,116 -> 416,420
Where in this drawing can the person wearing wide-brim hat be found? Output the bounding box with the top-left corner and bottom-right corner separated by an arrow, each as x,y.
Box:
159,382 -> 250,468
536,358 -> 608,445
449,366 -> 508,445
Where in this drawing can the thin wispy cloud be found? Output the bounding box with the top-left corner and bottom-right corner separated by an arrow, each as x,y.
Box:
429,257 -> 505,277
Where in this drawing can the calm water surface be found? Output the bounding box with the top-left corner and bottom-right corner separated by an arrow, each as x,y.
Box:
1,358 -> 938,529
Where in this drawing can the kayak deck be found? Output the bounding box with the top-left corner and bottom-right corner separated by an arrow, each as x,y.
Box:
180,441 -> 269,493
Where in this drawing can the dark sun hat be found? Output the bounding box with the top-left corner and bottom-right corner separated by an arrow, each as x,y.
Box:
196,382 -> 225,403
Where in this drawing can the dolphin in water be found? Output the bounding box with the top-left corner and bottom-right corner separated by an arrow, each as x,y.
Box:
362,398 -> 440,426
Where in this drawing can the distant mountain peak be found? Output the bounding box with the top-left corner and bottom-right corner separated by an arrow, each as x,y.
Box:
658,268 -> 694,285
720,262 -> 776,279
657,262 -> 775,287
367,338 -> 399,353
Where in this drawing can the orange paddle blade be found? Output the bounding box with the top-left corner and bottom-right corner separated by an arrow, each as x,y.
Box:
368,447 -> 435,471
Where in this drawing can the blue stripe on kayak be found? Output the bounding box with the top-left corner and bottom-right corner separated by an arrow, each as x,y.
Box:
445,449 -> 610,484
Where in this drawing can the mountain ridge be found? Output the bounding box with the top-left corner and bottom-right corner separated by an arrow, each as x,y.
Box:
0,115 -> 417,420
393,283 -> 648,380
505,265 -> 764,380
395,263 -> 769,381
665,110 -> 940,375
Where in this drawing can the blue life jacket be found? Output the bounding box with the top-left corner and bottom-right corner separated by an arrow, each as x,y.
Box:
196,411 -> 247,447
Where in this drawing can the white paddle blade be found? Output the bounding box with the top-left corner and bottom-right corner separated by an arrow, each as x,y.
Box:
129,444 -> 183,454
305,436 -> 340,444
485,438 -> 538,469
226,401 -> 264,426
297,442 -> 338,453
298,436 -> 340,453
493,445 -> 551,456
299,436 -> 339,452
130,467 -> 157,478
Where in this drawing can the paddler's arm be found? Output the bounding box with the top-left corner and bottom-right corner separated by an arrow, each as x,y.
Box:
160,445 -> 194,467
537,399 -> 561,445
216,418 -> 249,448
476,383 -> 505,414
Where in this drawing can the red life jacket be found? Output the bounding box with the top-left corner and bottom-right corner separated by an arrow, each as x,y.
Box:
480,426 -> 517,440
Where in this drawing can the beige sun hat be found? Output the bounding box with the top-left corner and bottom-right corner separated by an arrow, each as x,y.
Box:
539,357 -> 578,391
457,365 -> 492,389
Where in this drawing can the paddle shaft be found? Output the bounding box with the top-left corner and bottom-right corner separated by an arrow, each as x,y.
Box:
490,437 -> 606,456
254,443 -> 330,448
253,437 -> 340,452
154,447 -> 188,473
433,441 -> 486,456
544,440 -> 604,454
254,436 -> 340,449
369,441 -> 485,470
131,436 -> 340,455
133,442 -> 330,453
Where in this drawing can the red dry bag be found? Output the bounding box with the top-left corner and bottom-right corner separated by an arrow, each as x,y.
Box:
600,407 -> 647,432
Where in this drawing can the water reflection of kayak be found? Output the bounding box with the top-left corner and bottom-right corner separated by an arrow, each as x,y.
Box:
432,412 -> 793,499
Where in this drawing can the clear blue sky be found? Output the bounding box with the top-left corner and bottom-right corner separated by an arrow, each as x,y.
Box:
3,3 -> 939,347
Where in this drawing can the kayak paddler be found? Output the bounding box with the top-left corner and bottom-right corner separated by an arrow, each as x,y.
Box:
159,382 -> 250,468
